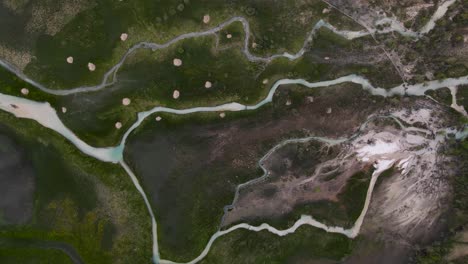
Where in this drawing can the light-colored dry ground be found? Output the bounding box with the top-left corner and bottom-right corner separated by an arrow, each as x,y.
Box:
26,0 -> 95,36
224,98 -> 457,249
365,101 -> 455,243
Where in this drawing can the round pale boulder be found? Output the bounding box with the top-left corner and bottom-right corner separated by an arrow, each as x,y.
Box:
120,33 -> 128,41
155,116 -> 162,121
204,81 -> 212,88
62,107 -> 67,113
262,79 -> 269,84
88,62 -> 96,71
66,56 -> 74,64
115,122 -> 122,129
122,98 -> 131,106
203,15 -> 210,24
173,58 -> 182,67
173,90 -> 180,99
226,34 -> 232,39
21,88 -> 29,95
219,112 -> 226,118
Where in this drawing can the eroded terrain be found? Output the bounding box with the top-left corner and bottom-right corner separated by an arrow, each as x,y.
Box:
0,1 -> 467,264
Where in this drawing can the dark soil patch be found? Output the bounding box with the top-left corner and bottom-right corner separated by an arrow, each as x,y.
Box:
124,83 -> 387,261
0,132 -> 35,226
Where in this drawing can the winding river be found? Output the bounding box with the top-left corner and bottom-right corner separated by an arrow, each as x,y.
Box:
0,1 -> 465,263
0,17 -> 368,96
0,0 -> 456,96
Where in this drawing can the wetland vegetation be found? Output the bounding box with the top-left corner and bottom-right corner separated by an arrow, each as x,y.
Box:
0,0 -> 467,263
0,110 -> 152,263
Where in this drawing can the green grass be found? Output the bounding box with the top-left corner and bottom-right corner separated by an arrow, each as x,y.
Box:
0,247 -> 74,264
338,169 -> 373,221
374,167 -> 396,190
17,0 -> 337,90
217,21 -> 245,48
200,226 -> 354,264
229,167 -> 374,231
125,115 -> 265,261
0,14 -> 399,149
0,110 -> 152,263
118,36 -> 265,107
0,125 -> 114,263
123,83 -> 379,261
24,0 -> 130,88
123,96 -> 296,261
459,85 -> 468,110
0,65 -> 384,263
0,1 -> 465,263
31,142 -> 98,219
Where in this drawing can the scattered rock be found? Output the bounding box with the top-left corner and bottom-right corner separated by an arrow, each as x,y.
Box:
324,56 -> 330,60
285,99 -> 292,106
88,62 -> 96,71
307,96 -> 314,103
326,107 -> 332,114
425,71 -> 434,80
155,116 -> 162,121
20,88 -> 29,95
61,107 -> 67,113
173,58 -> 182,66
252,42 -> 258,48
120,33 -> 128,41
122,98 -> 131,106
262,79 -> 269,84
322,8 -> 330,14
226,34 -> 232,39
115,122 -> 122,129
205,81 -> 212,88
203,14 -> 210,24
220,112 -> 226,118
66,56 -> 74,64
173,90 -> 180,99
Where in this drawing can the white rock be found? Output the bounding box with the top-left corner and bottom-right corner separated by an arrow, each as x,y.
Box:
262,79 -> 269,84
21,88 -> 29,95
88,62 -> 96,71
252,42 -> 258,48
173,58 -> 182,66
226,34 -> 232,39
122,98 -> 131,106
286,99 -> 292,106
203,14 -> 210,24
307,96 -> 314,103
322,8 -> 330,14
326,107 -> 332,114
205,81 -> 212,88
324,56 -> 330,60
66,56 -> 74,64
219,112 -> 226,118
173,90 -> 180,99
120,33 -> 128,41
115,122 -> 122,129
61,107 -> 67,113
155,116 -> 162,121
